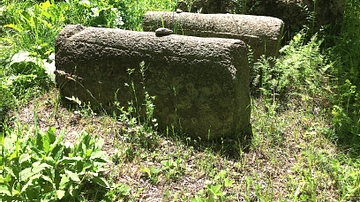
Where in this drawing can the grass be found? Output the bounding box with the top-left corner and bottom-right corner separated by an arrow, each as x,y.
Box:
4,87 -> 359,201
1,0 -> 360,201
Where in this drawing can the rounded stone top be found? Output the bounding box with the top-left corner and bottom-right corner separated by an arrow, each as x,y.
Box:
155,28 -> 173,37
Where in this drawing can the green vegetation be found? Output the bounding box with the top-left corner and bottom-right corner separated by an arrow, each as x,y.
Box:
1,127 -> 111,201
1,0 -> 359,201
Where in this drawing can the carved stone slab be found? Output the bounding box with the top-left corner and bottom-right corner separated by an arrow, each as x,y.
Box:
143,12 -> 284,61
55,25 -> 251,140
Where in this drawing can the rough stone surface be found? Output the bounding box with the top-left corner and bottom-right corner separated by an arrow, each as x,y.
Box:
143,12 -> 284,61
245,0 -> 344,38
55,25 -> 251,140
187,0 -> 344,40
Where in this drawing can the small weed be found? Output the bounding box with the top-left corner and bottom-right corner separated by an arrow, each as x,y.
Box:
140,166 -> 161,184
190,170 -> 235,201
161,158 -> 186,181
105,183 -> 131,201
115,62 -> 160,152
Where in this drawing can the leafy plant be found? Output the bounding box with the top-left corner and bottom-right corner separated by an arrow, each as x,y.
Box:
2,0 -> 63,58
0,50 -> 55,112
105,183 -> 131,201
161,158 -> 186,181
140,166 -> 161,184
62,0 -> 124,28
115,62 -> 160,153
190,170 -> 235,201
117,0 -> 176,31
255,31 -> 332,104
1,0 -> 60,115
0,127 -> 112,201
326,0 -> 360,148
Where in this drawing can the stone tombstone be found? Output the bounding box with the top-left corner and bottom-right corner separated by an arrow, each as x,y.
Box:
186,0 -> 344,40
143,12 -> 284,62
55,25 -> 251,140
243,0 -> 344,39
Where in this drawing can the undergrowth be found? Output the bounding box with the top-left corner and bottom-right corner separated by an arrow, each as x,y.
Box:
0,127 -> 111,201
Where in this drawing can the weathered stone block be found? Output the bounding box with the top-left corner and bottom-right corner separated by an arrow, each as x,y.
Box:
55,25 -> 251,140
143,12 -> 284,61
186,0 -> 344,41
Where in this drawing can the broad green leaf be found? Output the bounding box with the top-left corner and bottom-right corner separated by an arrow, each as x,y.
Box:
50,129 -> 65,160
19,167 -> 33,181
85,148 -> 93,157
68,184 -> 76,197
217,170 -> 226,179
65,170 -> 80,182
209,184 -> 222,196
82,162 -> 92,171
20,162 -> 50,181
8,150 -> 18,161
56,190 -> 65,199
42,175 -> 53,184
46,127 -> 56,145
150,167 -> 160,175
90,150 -> 107,162
30,146 -> 44,160
224,178 -> 234,187
87,172 -> 98,177
82,133 -> 91,147
140,167 -> 150,176
9,50 -> 37,67
59,156 -> 82,164
117,183 -> 131,196
92,176 -> 110,188
52,146 -> 64,162
44,156 -> 55,166
95,138 -> 104,149
95,166 -> 107,173
20,173 -> 41,194
190,195 -> 205,202
19,153 -> 31,164
4,167 -> 15,178
36,131 -> 44,151
53,129 -> 65,148
59,175 -> 70,190
12,187 -> 20,196
81,143 -> 87,156
31,162 -> 51,174
42,131 -> 51,153
0,184 -> 11,196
